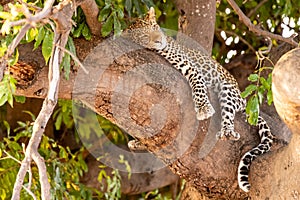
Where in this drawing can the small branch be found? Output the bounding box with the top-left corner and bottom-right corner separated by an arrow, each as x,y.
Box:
2,150 -> 22,164
22,186 -> 37,200
56,45 -> 89,74
227,0 -> 298,47
216,28 -> 256,52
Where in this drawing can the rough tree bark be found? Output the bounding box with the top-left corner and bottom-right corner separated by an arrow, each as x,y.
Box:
175,0 -> 216,54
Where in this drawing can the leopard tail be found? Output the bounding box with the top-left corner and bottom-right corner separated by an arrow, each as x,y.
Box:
237,115 -> 274,192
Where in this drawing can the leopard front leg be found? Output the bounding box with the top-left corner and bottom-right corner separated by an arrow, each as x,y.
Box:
189,75 -> 215,120
216,83 -> 245,140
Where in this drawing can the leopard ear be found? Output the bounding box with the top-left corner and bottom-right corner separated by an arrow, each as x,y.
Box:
148,7 -> 156,19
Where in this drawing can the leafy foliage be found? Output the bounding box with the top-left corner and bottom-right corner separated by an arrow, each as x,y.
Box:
0,75 -> 17,107
0,115 -> 99,199
72,7 -> 92,40
241,53 -> 273,125
53,100 -> 74,131
98,165 -> 122,199
97,0 -> 154,37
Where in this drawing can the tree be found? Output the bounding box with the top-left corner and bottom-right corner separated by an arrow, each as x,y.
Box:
0,0 -> 299,199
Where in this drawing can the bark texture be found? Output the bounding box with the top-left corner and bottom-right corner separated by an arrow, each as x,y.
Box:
175,0 -> 216,54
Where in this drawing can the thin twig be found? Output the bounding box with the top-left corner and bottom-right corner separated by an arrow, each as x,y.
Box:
22,186 -> 37,200
56,45 -> 89,74
216,28 -> 256,52
2,150 -> 22,164
227,0 -> 298,47
258,37 -> 272,55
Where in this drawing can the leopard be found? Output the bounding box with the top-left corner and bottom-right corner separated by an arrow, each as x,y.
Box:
123,7 -> 274,193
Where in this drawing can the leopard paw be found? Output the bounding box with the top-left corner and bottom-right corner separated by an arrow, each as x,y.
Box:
196,103 -> 215,120
216,129 -> 240,141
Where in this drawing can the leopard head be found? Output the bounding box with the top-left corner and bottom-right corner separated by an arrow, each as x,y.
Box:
123,7 -> 167,50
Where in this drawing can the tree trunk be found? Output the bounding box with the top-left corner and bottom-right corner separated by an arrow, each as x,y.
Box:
175,0 -> 216,54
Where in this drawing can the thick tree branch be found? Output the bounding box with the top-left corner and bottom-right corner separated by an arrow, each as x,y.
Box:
227,0 -> 298,47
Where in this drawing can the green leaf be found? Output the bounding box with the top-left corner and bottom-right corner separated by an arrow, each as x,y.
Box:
125,0 -> 132,15
25,28 -> 38,43
0,93 -> 8,107
241,84 -> 257,98
267,89 -> 273,105
9,75 -> 17,93
82,23 -> 91,40
73,22 -> 84,38
113,13 -> 121,36
101,14 -> 113,37
3,120 -> 10,136
14,95 -> 25,103
142,0 -> 155,8
8,48 -> 19,66
42,30 -> 53,64
61,53 -> 71,80
246,95 -> 259,125
7,93 -> 13,107
248,73 -> 259,82
55,113 -> 63,130
34,26 -> 45,50
0,189 -> 6,200
23,110 -> 36,121
116,7 -> 124,19
0,11 -> 12,20
259,77 -> 270,90
257,86 -> 264,104
67,37 -> 76,59
98,5 -> 111,22
59,146 -> 68,159
133,0 -> 142,15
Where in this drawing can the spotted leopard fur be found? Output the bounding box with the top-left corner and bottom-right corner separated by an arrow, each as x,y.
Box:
123,7 -> 274,192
